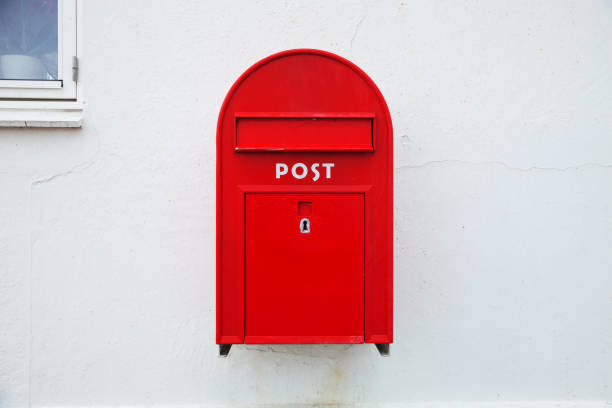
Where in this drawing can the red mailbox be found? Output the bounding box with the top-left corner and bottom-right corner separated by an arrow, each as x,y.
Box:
216,49 -> 392,356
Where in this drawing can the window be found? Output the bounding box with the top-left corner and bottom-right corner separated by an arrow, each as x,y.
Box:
0,0 -> 81,127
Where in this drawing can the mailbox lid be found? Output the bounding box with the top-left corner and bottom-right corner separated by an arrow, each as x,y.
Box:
235,113 -> 374,152
245,193 -> 364,343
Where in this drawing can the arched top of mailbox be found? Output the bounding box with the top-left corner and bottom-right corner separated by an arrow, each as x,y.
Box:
217,49 -> 392,152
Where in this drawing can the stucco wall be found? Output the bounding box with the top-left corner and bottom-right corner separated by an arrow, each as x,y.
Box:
1,1 -> 611,407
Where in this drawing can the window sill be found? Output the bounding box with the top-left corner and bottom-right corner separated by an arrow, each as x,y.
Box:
0,102 -> 83,128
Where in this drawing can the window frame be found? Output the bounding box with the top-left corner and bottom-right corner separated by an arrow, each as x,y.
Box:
0,0 -> 81,127
0,0 -> 77,100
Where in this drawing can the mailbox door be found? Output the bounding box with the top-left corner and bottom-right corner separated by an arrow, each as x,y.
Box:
245,193 -> 364,343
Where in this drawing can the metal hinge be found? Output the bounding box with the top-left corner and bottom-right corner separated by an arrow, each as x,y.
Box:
72,56 -> 79,82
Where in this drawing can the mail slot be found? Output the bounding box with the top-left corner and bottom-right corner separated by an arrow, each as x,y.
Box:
235,113 -> 374,151
216,49 -> 393,356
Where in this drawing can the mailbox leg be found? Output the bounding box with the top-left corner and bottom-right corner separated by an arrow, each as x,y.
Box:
375,343 -> 390,356
219,344 -> 232,357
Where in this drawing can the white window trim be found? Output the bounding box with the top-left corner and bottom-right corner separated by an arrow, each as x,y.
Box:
0,0 -> 83,128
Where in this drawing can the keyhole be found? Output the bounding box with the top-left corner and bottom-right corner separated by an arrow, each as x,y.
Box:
300,218 -> 310,233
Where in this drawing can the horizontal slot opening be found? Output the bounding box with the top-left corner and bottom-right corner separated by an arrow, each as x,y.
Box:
235,113 -> 374,152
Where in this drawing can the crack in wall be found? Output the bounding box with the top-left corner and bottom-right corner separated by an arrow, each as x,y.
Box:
26,121 -> 100,408
31,159 -> 97,186
30,122 -> 101,187
350,15 -> 365,56
395,160 -> 612,172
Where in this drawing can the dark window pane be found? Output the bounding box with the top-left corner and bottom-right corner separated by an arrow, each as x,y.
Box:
0,0 -> 58,80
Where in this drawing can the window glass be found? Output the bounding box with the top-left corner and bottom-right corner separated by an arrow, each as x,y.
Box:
0,0 -> 58,80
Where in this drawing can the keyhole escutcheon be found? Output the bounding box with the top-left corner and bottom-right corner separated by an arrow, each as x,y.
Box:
300,218 -> 310,233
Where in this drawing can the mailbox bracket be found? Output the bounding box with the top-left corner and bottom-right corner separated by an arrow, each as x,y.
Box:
219,344 -> 390,357
375,343 -> 390,356
219,344 -> 232,357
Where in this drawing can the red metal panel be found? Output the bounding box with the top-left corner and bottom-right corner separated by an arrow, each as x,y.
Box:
217,49 -> 393,345
235,113 -> 373,152
245,194 -> 364,343
245,336 -> 364,344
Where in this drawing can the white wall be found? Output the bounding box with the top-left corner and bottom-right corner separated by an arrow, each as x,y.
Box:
1,1 -> 611,407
